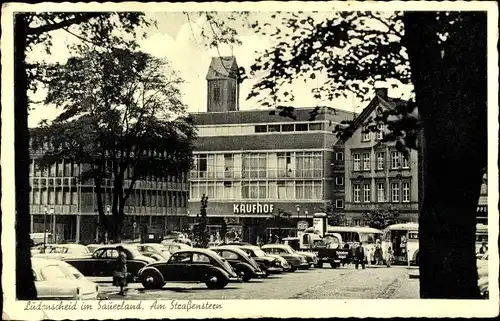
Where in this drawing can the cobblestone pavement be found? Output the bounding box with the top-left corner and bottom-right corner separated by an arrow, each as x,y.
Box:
96,265 -> 419,300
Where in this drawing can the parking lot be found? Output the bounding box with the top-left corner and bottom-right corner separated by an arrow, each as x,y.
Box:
95,266 -> 419,300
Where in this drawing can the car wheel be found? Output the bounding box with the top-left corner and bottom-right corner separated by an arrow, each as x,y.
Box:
205,273 -> 228,289
242,273 -> 252,282
236,267 -> 252,282
141,270 -> 165,290
289,266 -> 297,272
316,262 -> 323,268
330,262 -> 338,269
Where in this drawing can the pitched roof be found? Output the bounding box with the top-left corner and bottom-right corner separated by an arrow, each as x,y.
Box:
206,56 -> 238,80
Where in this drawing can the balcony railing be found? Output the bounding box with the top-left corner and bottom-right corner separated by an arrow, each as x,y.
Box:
190,169 -> 324,180
345,202 -> 418,211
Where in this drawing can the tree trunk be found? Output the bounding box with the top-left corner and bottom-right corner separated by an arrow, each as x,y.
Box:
14,14 -> 37,299
403,12 -> 486,298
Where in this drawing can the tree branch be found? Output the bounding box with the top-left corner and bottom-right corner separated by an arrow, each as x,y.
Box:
27,14 -> 102,35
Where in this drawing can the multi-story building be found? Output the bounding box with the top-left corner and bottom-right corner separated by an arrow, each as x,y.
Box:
187,56 -> 356,242
28,142 -> 189,244
343,89 -> 419,225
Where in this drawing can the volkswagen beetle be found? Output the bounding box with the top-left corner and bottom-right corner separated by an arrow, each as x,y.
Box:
137,249 -> 241,290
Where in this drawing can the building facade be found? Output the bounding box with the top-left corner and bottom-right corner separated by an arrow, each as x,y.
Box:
29,149 -> 188,244
343,89 -> 419,225
187,56 -> 356,242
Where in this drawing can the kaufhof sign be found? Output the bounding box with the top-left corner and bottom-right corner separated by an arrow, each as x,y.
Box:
233,203 -> 274,214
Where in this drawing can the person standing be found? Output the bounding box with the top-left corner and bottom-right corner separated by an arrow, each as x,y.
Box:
385,247 -> 394,267
354,242 -> 365,269
479,242 -> 488,254
374,239 -> 383,265
113,246 -> 128,296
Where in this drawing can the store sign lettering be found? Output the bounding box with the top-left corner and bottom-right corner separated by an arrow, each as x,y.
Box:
233,203 -> 274,214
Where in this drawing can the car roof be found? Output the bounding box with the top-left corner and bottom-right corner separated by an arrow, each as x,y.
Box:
261,244 -> 288,248
173,248 -> 219,257
211,245 -> 247,253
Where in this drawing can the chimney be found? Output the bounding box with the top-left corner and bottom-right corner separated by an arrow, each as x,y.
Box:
375,87 -> 388,99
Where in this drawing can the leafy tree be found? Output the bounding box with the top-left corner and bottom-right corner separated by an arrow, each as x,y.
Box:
220,219 -> 228,244
31,45 -> 195,243
320,201 -> 345,226
265,208 -> 293,242
202,10 -> 486,298
13,12 -> 152,299
194,195 -> 210,248
362,206 -> 400,230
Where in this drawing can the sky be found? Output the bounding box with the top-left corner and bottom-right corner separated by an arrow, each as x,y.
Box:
27,12 -> 413,128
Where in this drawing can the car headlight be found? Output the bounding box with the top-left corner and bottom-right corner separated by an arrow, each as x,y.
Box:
274,260 -> 281,266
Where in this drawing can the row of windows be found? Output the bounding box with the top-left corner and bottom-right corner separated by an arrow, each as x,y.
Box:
196,122 -> 332,137
192,152 -> 324,179
353,151 -> 409,171
30,188 -> 188,208
353,181 -> 411,203
190,180 -> 323,200
29,160 -> 187,183
361,124 -> 385,142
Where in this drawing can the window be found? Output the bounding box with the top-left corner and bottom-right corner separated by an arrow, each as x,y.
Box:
254,125 -> 267,133
277,181 -> 294,200
242,181 -> 267,199
268,124 -> 280,132
99,249 -> 119,259
377,183 -> 385,202
402,154 -> 409,169
40,265 -> 67,281
169,252 -> 191,263
295,123 -> 308,131
223,182 -> 233,199
335,152 -> 344,161
402,182 -> 410,203
377,123 -> 384,140
377,152 -> 385,170
277,152 -> 292,178
391,152 -> 400,169
192,253 -> 211,263
309,123 -> 323,131
353,184 -> 360,203
391,183 -> 400,202
353,154 -> 361,171
243,153 -> 267,179
336,199 -> 344,208
221,251 -> 239,260
295,181 -> 322,200
363,153 -> 370,171
362,128 -> 370,141
296,152 -> 322,178
335,177 -> 344,186
363,183 -> 371,202
282,124 -> 295,132
33,189 -> 41,204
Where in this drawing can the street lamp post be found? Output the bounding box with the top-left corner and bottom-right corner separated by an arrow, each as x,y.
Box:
106,205 -> 110,244
296,205 -> 300,218
43,206 -> 48,251
49,208 -> 55,243
305,209 -> 309,220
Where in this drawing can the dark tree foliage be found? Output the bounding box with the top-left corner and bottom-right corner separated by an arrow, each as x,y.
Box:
195,195 -> 210,248
14,12 -> 152,299
30,46 -> 195,243
200,10 -> 487,298
362,206 -> 400,230
318,201 -> 345,226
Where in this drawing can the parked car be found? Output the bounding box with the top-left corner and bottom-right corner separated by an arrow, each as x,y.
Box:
210,245 -> 267,281
236,245 -> 284,274
137,249 -> 241,289
160,241 -> 191,253
86,244 -> 102,254
282,238 -> 319,267
264,253 -> 293,272
262,244 -> 311,270
134,243 -> 171,261
33,244 -> 92,260
32,257 -> 99,300
63,244 -> 155,282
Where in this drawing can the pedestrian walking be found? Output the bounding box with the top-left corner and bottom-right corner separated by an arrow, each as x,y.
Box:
479,242 -> 488,254
385,247 -> 394,267
113,245 -> 128,296
374,239 -> 383,265
367,247 -> 374,266
354,242 -> 365,269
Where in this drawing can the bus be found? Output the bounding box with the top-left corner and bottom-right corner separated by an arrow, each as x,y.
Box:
381,223 -> 419,265
382,222 -> 488,266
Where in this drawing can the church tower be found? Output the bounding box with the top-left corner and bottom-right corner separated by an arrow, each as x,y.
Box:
206,56 -> 239,112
